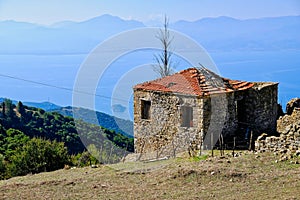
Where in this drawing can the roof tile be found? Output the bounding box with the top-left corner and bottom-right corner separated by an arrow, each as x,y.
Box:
134,67 -> 254,96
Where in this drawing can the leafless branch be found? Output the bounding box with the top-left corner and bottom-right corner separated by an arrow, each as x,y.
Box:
153,15 -> 175,77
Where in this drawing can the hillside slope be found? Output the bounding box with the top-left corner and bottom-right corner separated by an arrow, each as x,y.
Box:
0,98 -> 134,137
52,106 -> 133,137
0,97 -> 133,138
0,152 -> 299,199
0,99 -> 133,155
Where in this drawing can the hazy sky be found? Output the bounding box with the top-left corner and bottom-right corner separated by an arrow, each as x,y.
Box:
0,0 -> 299,25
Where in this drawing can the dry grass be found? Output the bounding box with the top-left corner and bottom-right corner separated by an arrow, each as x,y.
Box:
0,151 -> 300,200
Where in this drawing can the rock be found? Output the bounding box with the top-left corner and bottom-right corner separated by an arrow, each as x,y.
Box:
284,126 -> 291,134
286,98 -> 300,115
280,149 -> 287,154
234,153 -> 240,157
280,156 -> 288,161
64,165 -> 70,170
257,133 -> 268,141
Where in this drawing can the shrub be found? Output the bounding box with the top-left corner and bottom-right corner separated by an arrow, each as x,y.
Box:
0,154 -> 6,179
4,128 -> 30,159
7,138 -> 70,177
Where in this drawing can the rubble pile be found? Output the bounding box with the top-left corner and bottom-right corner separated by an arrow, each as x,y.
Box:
255,98 -> 300,161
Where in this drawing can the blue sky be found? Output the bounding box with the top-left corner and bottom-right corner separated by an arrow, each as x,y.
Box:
0,0 -> 299,25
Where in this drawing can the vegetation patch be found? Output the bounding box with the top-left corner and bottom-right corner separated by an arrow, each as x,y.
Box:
0,99 -> 134,180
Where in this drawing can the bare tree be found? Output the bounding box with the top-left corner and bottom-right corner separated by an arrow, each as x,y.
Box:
153,16 -> 174,77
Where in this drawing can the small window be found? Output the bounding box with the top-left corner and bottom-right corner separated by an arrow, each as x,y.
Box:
181,106 -> 193,127
141,100 -> 151,119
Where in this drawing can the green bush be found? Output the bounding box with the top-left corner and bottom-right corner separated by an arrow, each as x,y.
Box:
7,138 -> 70,177
4,128 -> 30,159
0,154 -> 6,179
71,150 -> 99,167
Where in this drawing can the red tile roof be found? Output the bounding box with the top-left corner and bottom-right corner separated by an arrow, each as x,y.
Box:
134,67 -> 254,96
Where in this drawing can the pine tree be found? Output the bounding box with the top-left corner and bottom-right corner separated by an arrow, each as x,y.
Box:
16,101 -> 25,115
4,99 -> 14,118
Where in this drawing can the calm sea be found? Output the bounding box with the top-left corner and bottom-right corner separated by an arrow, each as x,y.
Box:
0,50 -> 299,119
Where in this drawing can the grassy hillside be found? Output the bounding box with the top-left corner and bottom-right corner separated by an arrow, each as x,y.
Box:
0,152 -> 299,199
0,99 -> 134,179
0,99 -> 133,154
0,98 -> 134,137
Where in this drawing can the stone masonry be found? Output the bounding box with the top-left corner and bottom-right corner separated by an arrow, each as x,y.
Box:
255,99 -> 300,160
133,67 -> 278,160
134,90 -> 203,160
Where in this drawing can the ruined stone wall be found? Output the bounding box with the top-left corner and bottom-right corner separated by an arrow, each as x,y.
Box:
255,109 -> 300,160
199,83 -> 278,148
243,83 -> 278,137
133,89 -> 203,160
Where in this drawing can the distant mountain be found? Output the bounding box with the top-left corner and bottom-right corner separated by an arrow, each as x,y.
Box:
23,101 -> 61,111
171,16 -> 300,51
1,15 -> 299,54
0,98 -> 61,111
0,14 -> 145,54
49,20 -> 77,28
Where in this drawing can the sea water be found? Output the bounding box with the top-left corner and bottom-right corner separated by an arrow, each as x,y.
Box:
0,49 -> 299,119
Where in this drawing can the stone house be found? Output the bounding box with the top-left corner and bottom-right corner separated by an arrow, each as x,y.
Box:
133,67 -> 278,158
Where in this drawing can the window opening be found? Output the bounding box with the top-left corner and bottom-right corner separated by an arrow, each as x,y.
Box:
141,100 -> 151,119
181,106 -> 193,127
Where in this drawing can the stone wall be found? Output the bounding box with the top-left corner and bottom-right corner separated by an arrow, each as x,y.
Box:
286,98 -> 300,115
201,82 -> 278,149
243,82 -> 278,137
255,108 -> 300,160
133,89 -> 203,160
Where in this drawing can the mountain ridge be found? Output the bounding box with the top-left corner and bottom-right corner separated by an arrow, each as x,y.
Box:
1,14 -> 299,54
2,14 -> 299,27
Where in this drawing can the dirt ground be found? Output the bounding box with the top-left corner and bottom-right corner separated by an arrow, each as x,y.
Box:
0,151 -> 300,200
